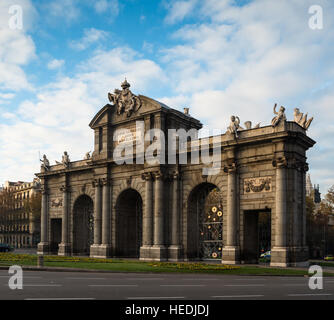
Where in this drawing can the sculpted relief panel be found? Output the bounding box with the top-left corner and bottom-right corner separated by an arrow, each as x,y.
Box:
244,177 -> 272,194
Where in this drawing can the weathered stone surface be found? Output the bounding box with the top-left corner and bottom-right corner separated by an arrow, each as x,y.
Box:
36,82 -> 315,266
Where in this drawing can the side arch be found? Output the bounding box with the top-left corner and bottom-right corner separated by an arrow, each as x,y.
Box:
185,182 -> 224,260
72,194 -> 94,255
114,188 -> 143,257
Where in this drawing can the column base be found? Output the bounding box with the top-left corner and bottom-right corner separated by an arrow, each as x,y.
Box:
139,245 -> 153,261
168,245 -> 183,262
271,246 -> 309,267
90,244 -> 102,258
149,245 -> 168,261
91,244 -> 112,258
222,246 -> 240,265
58,243 -> 71,256
270,247 -> 289,267
37,242 -> 49,255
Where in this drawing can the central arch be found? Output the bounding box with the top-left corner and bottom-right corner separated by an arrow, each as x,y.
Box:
115,188 -> 143,258
73,195 -> 94,255
187,183 -> 223,260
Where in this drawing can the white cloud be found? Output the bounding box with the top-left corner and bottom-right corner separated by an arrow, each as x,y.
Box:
47,0 -> 80,23
160,0 -> 334,193
0,1 -> 36,92
0,93 -> 15,99
0,29 -> 35,91
0,46 -> 165,183
70,28 -> 109,51
142,41 -> 153,53
164,0 -> 198,24
47,59 -> 65,70
94,0 -> 119,17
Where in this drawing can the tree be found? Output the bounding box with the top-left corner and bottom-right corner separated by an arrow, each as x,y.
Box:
23,193 -> 41,222
324,185 -> 334,214
0,188 -> 15,214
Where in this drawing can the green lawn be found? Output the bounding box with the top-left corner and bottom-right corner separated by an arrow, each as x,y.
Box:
0,253 -> 333,276
310,260 -> 334,268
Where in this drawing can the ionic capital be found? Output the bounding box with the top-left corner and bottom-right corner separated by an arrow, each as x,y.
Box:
223,161 -> 237,174
41,185 -> 48,195
170,171 -> 180,180
272,157 -> 288,169
60,185 -> 70,193
153,170 -> 164,181
141,172 -> 153,181
92,179 -> 101,188
101,178 -> 109,186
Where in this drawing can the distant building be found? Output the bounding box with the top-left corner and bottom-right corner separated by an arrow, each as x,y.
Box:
0,179 -> 41,248
306,173 -> 321,208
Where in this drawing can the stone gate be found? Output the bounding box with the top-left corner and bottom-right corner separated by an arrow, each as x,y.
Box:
37,80 -> 315,267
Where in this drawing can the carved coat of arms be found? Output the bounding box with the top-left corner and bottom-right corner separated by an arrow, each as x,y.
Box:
51,198 -> 63,208
108,79 -> 142,117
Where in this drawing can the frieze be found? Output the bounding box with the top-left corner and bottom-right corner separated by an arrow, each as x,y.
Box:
244,177 -> 272,193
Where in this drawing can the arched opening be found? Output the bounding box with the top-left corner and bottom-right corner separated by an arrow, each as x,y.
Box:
187,183 -> 223,260
73,195 -> 94,255
115,189 -> 142,258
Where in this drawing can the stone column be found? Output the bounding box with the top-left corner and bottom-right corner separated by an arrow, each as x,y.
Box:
168,171 -> 182,261
58,185 -> 71,256
151,171 -> 167,261
301,163 -> 309,265
292,167 -> 301,248
37,184 -> 49,255
90,179 -> 102,257
290,162 -> 309,266
222,163 -> 240,264
99,178 -> 111,257
271,157 -> 289,267
140,172 -> 153,260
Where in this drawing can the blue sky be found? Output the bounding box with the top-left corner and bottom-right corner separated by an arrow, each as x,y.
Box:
0,0 -> 334,195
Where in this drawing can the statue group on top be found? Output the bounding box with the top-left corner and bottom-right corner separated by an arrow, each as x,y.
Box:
55,151 -> 70,168
227,103 -> 314,139
227,116 -> 260,138
108,79 -> 142,117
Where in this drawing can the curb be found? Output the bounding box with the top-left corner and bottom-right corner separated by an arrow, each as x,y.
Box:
1,265 -> 333,277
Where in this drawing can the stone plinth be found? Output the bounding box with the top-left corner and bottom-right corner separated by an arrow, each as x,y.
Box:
58,243 -> 71,256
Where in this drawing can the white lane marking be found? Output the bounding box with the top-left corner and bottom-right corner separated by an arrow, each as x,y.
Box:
283,284 -> 307,286
182,278 -> 219,281
287,293 -> 332,297
25,298 -> 96,300
212,295 -> 264,298
21,284 -> 63,287
235,278 -> 267,281
89,284 -> 138,287
126,278 -> 165,281
0,276 -> 42,279
66,277 -> 106,280
160,285 -> 206,287
224,284 -> 265,287
127,297 -> 185,300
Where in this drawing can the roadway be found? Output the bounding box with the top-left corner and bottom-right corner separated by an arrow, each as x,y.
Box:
0,269 -> 334,300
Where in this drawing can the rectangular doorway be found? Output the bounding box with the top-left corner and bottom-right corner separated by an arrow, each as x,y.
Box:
243,210 -> 271,263
50,218 -> 62,254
